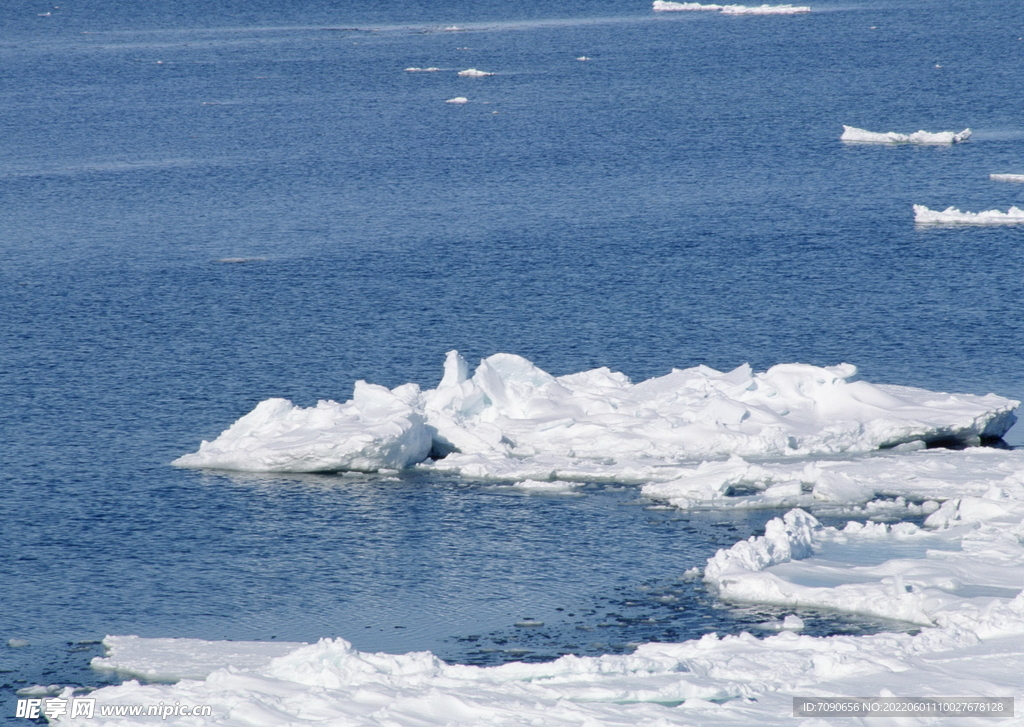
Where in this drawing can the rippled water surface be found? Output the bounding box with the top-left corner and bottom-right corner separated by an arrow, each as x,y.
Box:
2,0 -> 1023,718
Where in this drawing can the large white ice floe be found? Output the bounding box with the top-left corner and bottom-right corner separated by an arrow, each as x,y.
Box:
174,351 -> 1017,475
913,204 -> 1024,225
653,1 -> 810,13
422,353 -> 1016,479
171,381 -> 431,473
841,125 -> 971,144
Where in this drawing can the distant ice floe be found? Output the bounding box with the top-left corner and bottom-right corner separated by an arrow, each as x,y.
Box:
457,68 -> 493,77
653,1 -> 810,14
914,204 -> 1024,225
445,96 -> 469,104
990,173 -> 1024,183
841,125 -> 972,144
404,67 -> 441,72
175,351 -> 1017,476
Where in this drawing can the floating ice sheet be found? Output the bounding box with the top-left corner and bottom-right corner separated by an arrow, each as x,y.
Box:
640,447 -> 1024,511
653,1 -> 810,14
175,352 -> 1017,475
841,125 -> 971,144
914,204 -> 1024,225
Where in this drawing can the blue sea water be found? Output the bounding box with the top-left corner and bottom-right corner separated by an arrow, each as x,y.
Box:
2,0 -> 1024,718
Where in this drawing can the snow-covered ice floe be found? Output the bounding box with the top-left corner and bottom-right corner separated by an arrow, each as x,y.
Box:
55,458 -> 1024,725
701,462 -> 1024,627
841,125 -> 971,144
175,351 -> 1017,475
457,68 -> 493,77
914,204 -> 1024,225
653,1 -> 810,13
172,381 -> 431,473
990,173 -> 1024,183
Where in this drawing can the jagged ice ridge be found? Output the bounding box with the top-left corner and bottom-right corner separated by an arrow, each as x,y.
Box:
174,352 -> 1017,476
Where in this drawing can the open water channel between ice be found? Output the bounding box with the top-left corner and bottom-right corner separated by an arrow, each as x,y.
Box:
2,464 -> 919,714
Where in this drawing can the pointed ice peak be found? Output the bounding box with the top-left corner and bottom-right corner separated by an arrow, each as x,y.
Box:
439,350 -> 470,388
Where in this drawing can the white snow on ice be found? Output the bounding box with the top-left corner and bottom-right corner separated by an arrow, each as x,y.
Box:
91,636 -> 303,682
914,204 -> 1024,225
841,125 -> 972,144
653,1 -> 810,14
175,351 -> 1017,476
640,447 -> 1024,512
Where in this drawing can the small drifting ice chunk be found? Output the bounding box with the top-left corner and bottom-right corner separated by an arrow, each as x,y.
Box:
653,1 -> 809,13
172,382 -> 431,473
576,56 -> 592,61
458,68 -> 494,77
501,479 -> 583,495
404,66 -> 441,72
15,685 -> 63,697
720,4 -> 810,14
914,204 -> 1024,225
654,1 -> 724,10
841,125 -> 971,144
990,173 -> 1024,183
445,96 -> 469,104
